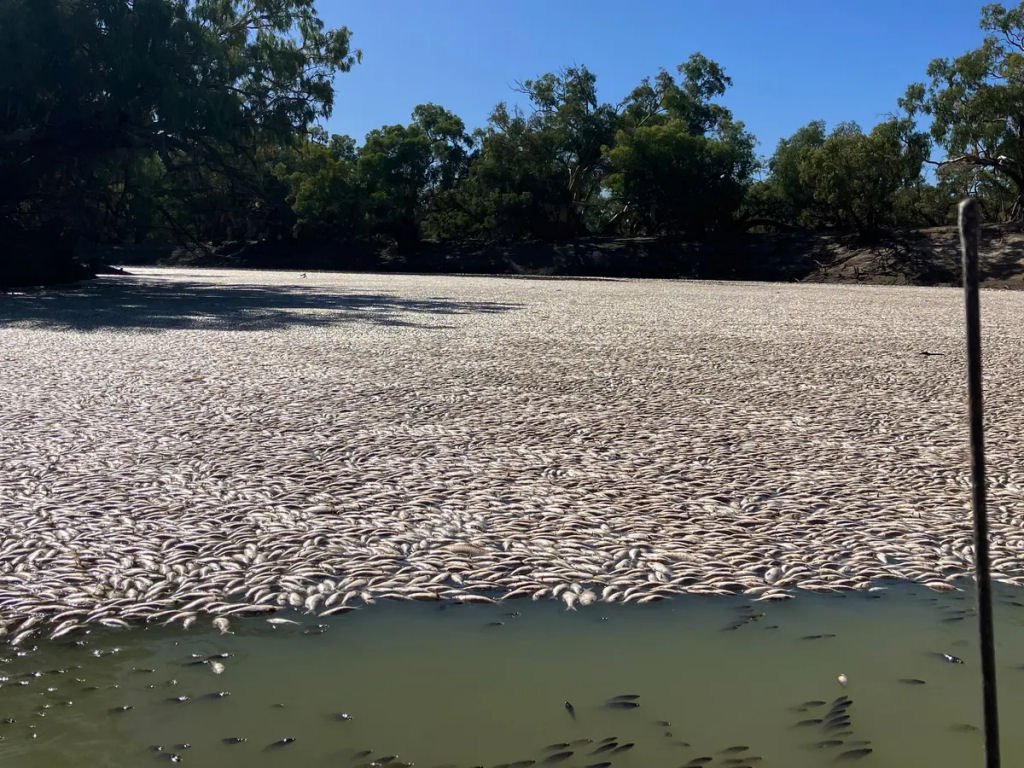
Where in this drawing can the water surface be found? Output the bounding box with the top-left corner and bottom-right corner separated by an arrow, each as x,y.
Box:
2,583 -> 1022,767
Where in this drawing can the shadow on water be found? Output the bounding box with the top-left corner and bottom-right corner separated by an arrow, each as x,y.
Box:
0,275 -> 524,332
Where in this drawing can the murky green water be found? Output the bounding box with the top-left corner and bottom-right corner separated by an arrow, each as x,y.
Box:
3,583 -> 1023,767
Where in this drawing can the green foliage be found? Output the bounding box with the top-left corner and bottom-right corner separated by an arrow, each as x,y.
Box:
606,122 -> 754,235
278,135 -> 362,243
459,66 -> 618,239
756,120 -> 931,235
0,0 -> 357,271
902,1 -> 1024,218
355,104 -> 472,250
606,55 -> 756,236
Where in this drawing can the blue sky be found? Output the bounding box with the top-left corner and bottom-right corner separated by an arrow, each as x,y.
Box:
318,0 -> 990,162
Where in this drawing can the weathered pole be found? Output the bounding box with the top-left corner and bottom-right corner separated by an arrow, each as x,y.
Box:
958,198 -> 1000,768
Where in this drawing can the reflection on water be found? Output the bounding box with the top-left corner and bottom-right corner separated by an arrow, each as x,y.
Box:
2,582 -> 1022,767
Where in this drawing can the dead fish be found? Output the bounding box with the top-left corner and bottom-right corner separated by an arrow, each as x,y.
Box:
564,701 -> 575,719
941,653 -> 965,664
837,748 -> 873,760
333,712 -> 353,721
899,678 -> 927,685
267,737 -> 296,747
167,696 -> 190,703
110,705 -> 133,713
543,752 -> 573,763
222,737 -> 246,744
205,691 -> 231,699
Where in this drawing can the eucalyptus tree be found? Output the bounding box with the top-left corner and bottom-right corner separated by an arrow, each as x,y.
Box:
0,0 -> 357,284
606,54 -> 756,236
902,2 -> 1024,219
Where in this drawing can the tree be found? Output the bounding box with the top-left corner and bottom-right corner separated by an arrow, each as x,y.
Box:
0,0 -> 357,285
460,65 -> 618,240
606,54 -> 756,236
278,134 -> 363,243
902,2 -> 1024,219
753,119 -> 930,235
356,104 -> 471,250
798,120 -> 929,235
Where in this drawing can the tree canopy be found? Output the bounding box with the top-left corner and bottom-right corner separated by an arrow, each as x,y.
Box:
7,1 -> 1024,287
902,1 -> 1024,219
0,0 -> 356,282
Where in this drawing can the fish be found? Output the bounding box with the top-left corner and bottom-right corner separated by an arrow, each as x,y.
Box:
686,759 -> 713,766
590,742 -> 617,754
605,701 -> 639,709
612,743 -> 634,753
585,763 -> 612,768
721,745 -> 749,753
545,743 -> 570,751
941,653 -> 965,664
267,737 -> 296,747
608,694 -> 640,700
796,718 -> 823,726
543,751 -> 573,763
564,701 -> 575,719
898,678 -> 927,685
223,737 -> 246,744
815,740 -> 844,748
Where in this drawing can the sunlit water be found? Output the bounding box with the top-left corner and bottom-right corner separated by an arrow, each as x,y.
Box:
3,583 -> 1023,767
